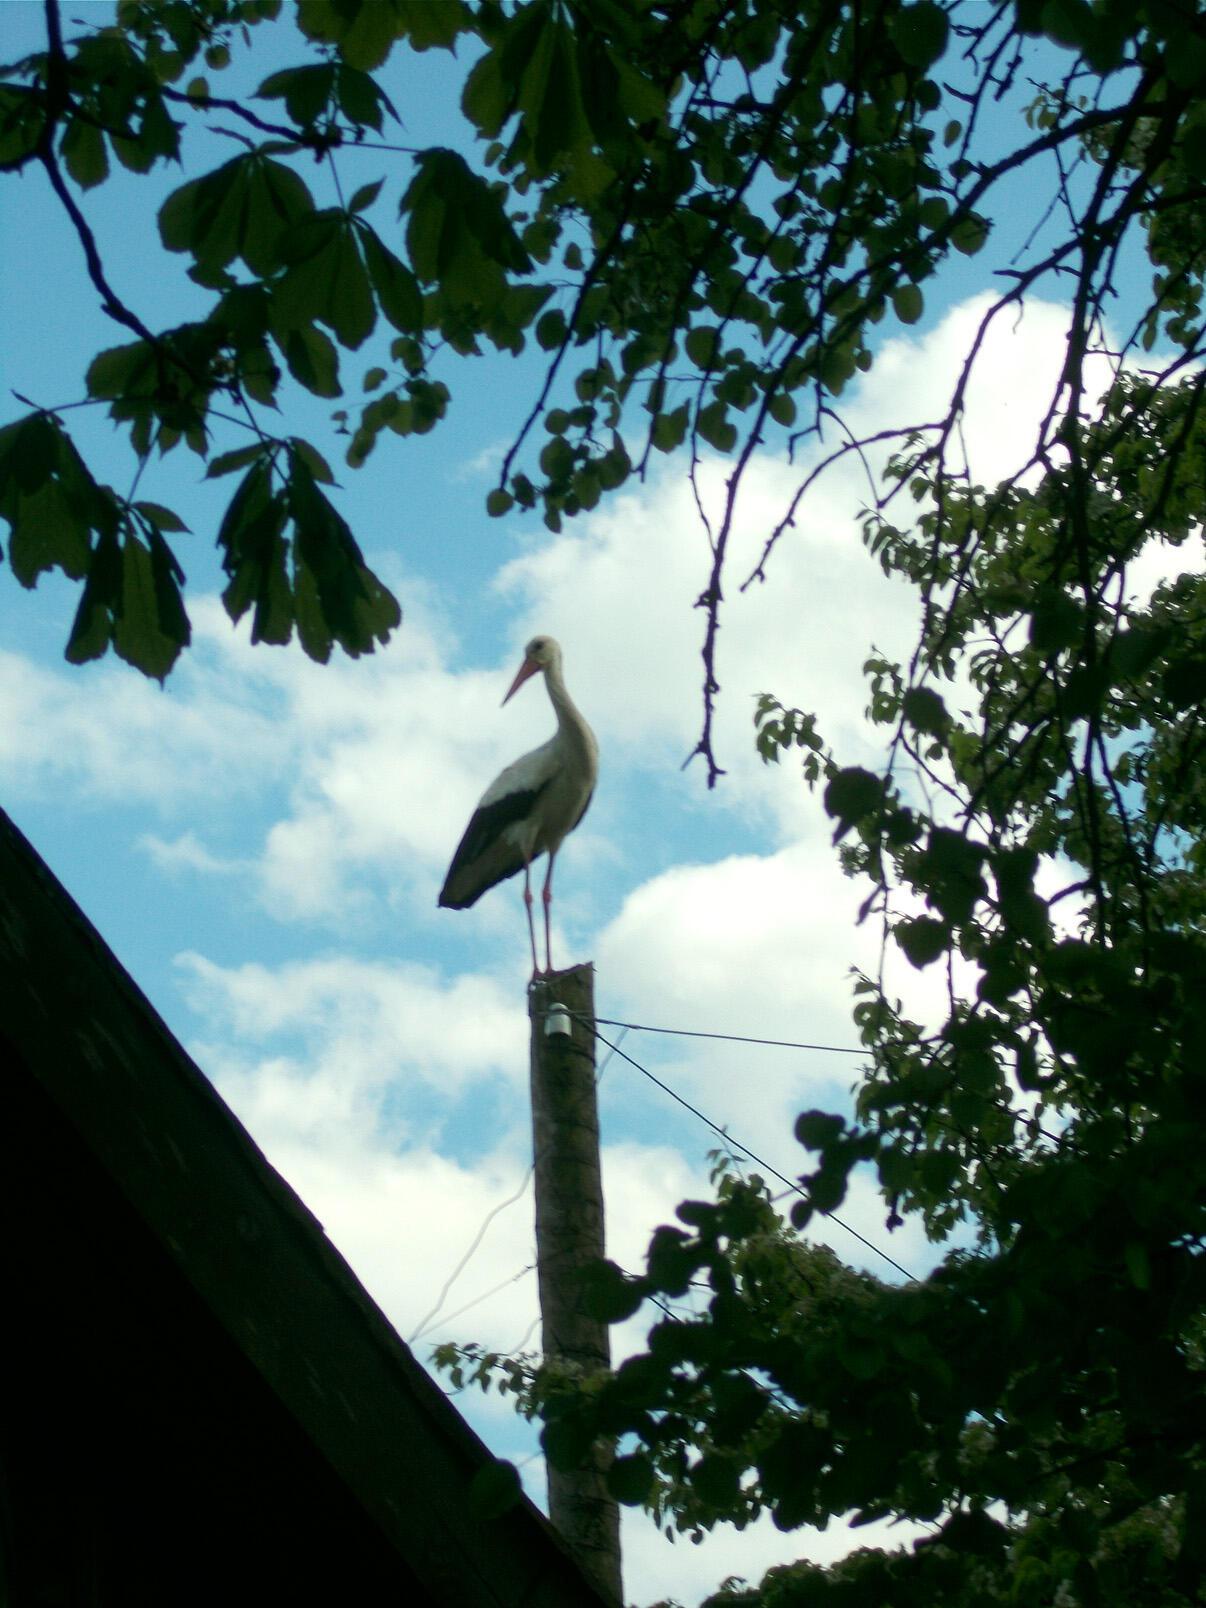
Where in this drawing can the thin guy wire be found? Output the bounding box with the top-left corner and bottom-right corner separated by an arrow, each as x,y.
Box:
408,1165 -> 535,1343
595,1017 -> 866,1055
412,1030 -> 627,1348
594,1022 -> 629,1085
411,1263 -> 536,1344
581,1016 -> 915,1282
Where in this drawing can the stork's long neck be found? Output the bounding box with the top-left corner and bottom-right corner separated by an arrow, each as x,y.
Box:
544,654 -> 597,762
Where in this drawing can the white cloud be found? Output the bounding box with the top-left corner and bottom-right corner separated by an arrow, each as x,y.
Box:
592,843 -> 871,1173
494,457 -> 917,843
174,943 -> 704,1300
177,950 -> 529,1116
140,829 -> 248,877
0,640 -> 287,808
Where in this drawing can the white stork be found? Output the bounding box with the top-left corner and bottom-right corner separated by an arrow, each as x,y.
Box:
438,635 -> 598,978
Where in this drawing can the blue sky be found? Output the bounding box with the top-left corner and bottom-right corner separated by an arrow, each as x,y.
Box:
2,4 -> 1192,1600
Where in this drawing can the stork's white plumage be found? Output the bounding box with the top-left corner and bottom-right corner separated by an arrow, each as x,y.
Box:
438,635 -> 597,977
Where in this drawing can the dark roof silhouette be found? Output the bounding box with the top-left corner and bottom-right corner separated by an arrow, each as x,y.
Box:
0,806 -> 616,1606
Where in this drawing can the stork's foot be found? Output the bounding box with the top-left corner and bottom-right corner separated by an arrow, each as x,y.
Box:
530,963 -> 574,985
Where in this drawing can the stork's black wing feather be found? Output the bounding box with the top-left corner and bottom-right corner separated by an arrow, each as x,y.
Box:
438,779 -> 552,908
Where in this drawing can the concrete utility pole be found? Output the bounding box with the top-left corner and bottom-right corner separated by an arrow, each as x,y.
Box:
528,964 -> 622,1607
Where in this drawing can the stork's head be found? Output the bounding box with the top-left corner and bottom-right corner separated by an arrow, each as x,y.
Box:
503,635 -> 561,704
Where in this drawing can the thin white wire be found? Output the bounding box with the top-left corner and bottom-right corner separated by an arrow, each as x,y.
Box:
407,1166 -> 535,1343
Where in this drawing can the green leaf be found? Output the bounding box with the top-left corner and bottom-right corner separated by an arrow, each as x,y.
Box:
0,83 -> 45,172
824,766 -> 882,837
1181,117 -> 1206,180
207,442 -> 272,480
133,501 -> 190,534
890,2 -> 950,67
685,326 -> 719,369
360,226 -> 424,333
0,412 -> 57,494
1162,657 -> 1206,709
66,526 -> 122,666
401,148 -> 529,305
0,415 -> 107,588
768,392 -> 797,427
576,1258 -> 644,1322
896,915 -> 950,968
651,404 -> 689,453
697,400 -> 737,453
86,339 -> 157,403
607,1453 -> 655,1506
281,325 -> 341,398
329,229 -> 377,348
535,308 -> 567,350
297,0 -> 406,70
159,158 -> 244,270
288,436 -> 334,484
160,154 -> 315,277
245,158 -> 316,275
902,685 -> 949,735
1123,1240 -> 1150,1290
114,530 -> 189,681
808,1163 -> 849,1214
892,283 -> 924,325
920,827 -> 987,924
7,480 -> 92,587
285,450 -> 401,660
257,63 -> 336,125
1029,588 -> 1083,653
60,117 -> 109,189
462,47 -> 513,139
841,1337 -> 886,1380
542,1412 -> 598,1473
646,1226 -> 698,1298
1111,623 -> 1171,681
1039,0 -> 1096,50
690,1454 -> 741,1509
939,1509 -> 1009,1557
336,63 -> 396,129
467,1459 -> 522,1521
950,212 -> 989,256
348,177 -> 385,214
795,1110 -> 846,1151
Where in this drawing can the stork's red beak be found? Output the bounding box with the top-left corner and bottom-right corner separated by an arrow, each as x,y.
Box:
502,654 -> 540,706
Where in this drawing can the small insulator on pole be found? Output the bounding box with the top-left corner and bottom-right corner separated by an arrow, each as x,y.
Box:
544,1001 -> 572,1038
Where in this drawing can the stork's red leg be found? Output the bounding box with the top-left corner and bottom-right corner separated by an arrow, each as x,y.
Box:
523,858 -> 540,979
542,853 -> 556,976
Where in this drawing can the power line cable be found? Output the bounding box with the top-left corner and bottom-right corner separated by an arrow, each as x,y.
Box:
415,1011 -> 906,1347
595,1017 -> 866,1056
581,1015 -> 915,1283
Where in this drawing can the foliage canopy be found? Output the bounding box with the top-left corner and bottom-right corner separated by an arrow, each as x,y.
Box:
2,0 -> 1201,719
4,1 -> 1205,1604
